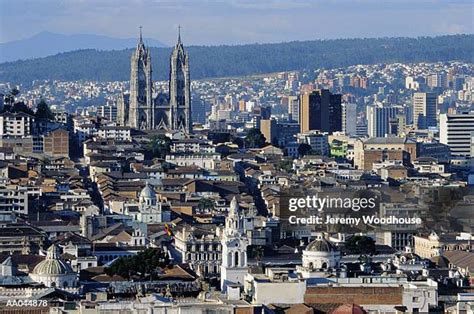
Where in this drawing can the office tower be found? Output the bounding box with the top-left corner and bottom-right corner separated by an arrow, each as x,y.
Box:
413,92 -> 437,129
300,89 -> 341,134
440,112 -> 474,157
366,105 -> 397,137
342,103 -> 357,136
97,105 -> 117,122
288,96 -> 300,123
426,73 -> 447,89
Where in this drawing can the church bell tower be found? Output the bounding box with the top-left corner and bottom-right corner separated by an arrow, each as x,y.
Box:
220,197 -> 249,293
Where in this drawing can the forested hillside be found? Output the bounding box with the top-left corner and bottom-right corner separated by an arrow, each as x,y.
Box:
0,35 -> 472,86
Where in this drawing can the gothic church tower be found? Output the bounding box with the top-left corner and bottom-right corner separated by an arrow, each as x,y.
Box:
169,28 -> 192,133
129,27 -> 154,130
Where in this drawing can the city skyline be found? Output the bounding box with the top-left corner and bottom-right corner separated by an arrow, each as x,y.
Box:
0,0 -> 473,45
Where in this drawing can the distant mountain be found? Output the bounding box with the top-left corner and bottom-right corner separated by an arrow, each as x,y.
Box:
0,35 -> 472,86
0,31 -> 167,62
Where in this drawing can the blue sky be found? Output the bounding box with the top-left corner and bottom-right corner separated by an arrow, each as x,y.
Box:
1,0 -> 472,45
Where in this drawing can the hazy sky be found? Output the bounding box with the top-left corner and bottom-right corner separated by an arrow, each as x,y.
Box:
1,0 -> 473,45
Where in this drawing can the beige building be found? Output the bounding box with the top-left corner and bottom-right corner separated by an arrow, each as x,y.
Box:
414,232 -> 473,258
354,137 -> 417,171
413,92 -> 437,129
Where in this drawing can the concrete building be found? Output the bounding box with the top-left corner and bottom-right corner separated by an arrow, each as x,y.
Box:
354,137 -> 417,171
244,268 -> 306,305
0,112 -> 33,137
300,89 -> 341,134
288,96 -> 300,123
260,119 -> 299,147
297,131 -> 329,156
366,104 -> 397,137
414,232 -> 473,258
97,105 -> 117,122
440,112 -> 474,157
341,102 -> 357,136
0,185 -> 29,222
413,92 -> 437,129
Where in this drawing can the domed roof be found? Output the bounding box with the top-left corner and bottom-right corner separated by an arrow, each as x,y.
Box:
32,245 -> 74,276
306,237 -> 337,252
140,183 -> 156,199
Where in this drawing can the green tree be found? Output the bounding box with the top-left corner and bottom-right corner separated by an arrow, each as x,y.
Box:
146,135 -> 171,159
345,235 -> 376,255
105,248 -> 170,280
3,88 -> 19,107
297,143 -> 312,157
35,99 -> 55,120
244,128 -> 266,148
278,159 -> 293,172
198,198 -> 215,211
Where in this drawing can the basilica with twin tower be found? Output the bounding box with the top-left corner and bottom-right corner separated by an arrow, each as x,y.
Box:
117,27 -> 192,133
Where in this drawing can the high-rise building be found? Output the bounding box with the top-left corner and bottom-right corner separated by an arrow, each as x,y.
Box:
97,105 -> 117,122
426,73 -> 447,89
366,105 -> 397,137
341,103 -> 357,136
300,89 -> 341,134
117,27 -> 191,132
440,112 -> 474,157
413,92 -> 437,130
288,96 -> 300,123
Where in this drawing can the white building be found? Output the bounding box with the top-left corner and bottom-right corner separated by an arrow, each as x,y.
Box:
296,131 -> 329,156
166,153 -> 221,169
366,104 -> 397,137
244,268 -> 306,305
0,185 -> 29,222
440,112 -> 474,157
0,112 -> 33,137
97,105 -> 117,121
95,126 -> 132,141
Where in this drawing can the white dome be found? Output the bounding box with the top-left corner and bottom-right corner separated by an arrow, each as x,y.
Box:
30,244 -> 76,288
140,184 -> 156,200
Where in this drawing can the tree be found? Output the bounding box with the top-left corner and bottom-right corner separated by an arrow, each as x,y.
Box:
244,128 -> 266,148
344,235 -> 376,255
198,198 -> 215,212
105,248 -> 170,280
10,102 -> 35,115
146,135 -> 171,159
297,143 -> 312,157
35,99 -> 55,120
3,88 -> 19,107
232,136 -> 244,149
278,159 -> 293,172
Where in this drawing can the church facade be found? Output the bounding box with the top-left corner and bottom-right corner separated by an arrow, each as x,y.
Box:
117,28 -> 192,133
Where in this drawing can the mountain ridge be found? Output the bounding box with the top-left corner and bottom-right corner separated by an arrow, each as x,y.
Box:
0,34 -> 472,86
0,31 -> 167,63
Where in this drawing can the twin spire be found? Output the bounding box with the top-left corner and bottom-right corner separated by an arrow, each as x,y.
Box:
138,25 -> 182,46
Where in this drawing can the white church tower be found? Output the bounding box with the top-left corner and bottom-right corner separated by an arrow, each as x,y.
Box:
220,197 -> 249,293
